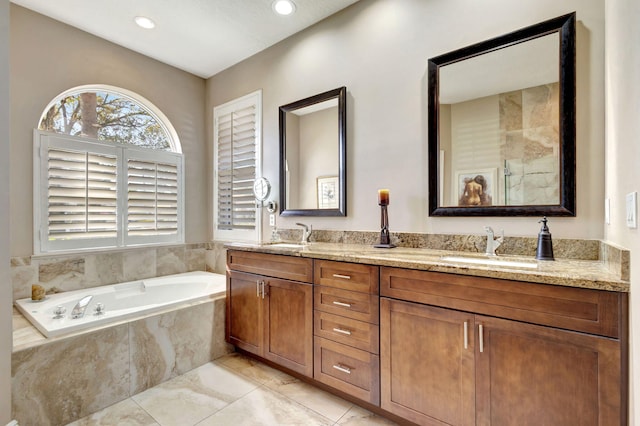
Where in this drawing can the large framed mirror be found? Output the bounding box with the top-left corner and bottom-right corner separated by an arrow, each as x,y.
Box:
428,13 -> 575,216
279,86 -> 347,216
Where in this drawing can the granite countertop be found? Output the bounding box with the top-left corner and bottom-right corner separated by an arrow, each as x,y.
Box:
226,242 -> 630,292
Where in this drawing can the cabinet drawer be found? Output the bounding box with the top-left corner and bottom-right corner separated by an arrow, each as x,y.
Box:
314,311 -> 379,354
227,250 -> 313,283
314,285 -> 379,324
314,336 -> 380,405
314,260 -> 379,294
381,267 -> 623,338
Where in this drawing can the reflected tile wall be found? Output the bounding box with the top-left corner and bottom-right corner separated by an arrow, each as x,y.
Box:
11,244 -> 213,302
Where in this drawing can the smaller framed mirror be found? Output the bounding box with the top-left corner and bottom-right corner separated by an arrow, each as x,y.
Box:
428,13 -> 576,216
279,87 -> 347,216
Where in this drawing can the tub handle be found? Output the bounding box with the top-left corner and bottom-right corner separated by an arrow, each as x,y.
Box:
53,306 -> 66,319
94,303 -> 105,316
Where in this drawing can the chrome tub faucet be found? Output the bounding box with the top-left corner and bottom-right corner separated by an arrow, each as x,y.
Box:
484,226 -> 504,256
70,295 -> 93,319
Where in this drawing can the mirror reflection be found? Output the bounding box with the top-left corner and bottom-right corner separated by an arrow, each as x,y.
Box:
439,33 -> 560,207
428,13 -> 576,216
279,87 -> 346,216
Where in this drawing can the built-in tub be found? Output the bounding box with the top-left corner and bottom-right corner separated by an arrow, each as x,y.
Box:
14,271 -> 226,338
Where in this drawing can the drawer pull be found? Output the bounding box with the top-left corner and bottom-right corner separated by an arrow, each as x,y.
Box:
332,364 -> 352,374
332,274 -> 351,280
332,301 -> 352,308
332,327 -> 352,335
479,324 -> 484,353
464,321 -> 469,350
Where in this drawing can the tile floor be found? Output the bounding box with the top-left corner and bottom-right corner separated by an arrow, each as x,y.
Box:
67,353 -> 398,426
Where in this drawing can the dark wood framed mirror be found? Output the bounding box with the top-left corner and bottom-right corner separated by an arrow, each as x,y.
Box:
428,13 -> 575,216
279,86 -> 347,217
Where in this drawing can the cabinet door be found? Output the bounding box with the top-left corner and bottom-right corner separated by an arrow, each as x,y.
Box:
380,298 -> 475,426
475,315 -> 622,426
227,271 -> 263,355
263,278 -> 313,377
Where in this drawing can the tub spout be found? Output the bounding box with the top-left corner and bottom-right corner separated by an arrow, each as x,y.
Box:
71,295 -> 93,319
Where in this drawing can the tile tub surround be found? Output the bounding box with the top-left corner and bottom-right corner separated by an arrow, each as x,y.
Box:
10,242 -> 225,301
12,296 -> 233,426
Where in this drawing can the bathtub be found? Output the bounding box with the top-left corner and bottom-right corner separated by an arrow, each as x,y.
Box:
14,271 -> 227,338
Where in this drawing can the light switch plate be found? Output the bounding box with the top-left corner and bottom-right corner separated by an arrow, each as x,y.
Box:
269,214 -> 276,227
626,192 -> 637,228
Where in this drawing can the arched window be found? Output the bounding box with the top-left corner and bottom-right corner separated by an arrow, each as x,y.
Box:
34,85 -> 184,254
38,85 -> 181,152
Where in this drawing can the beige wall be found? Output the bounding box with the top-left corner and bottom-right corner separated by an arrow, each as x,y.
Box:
605,0 -> 640,422
207,0 -> 605,240
9,5 -> 208,257
1,0 -> 11,421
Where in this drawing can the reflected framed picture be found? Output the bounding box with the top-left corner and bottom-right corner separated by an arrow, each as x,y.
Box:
455,168 -> 497,207
317,176 -> 339,209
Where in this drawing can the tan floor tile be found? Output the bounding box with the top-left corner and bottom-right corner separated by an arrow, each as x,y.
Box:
66,398 -> 160,426
217,353 -> 296,387
336,405 -> 399,425
218,353 -> 353,421
196,386 -> 333,426
132,362 -> 259,426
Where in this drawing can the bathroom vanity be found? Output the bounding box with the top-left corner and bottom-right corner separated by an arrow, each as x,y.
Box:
225,243 -> 628,426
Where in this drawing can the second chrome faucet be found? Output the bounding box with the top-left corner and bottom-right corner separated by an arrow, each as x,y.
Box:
484,226 -> 504,256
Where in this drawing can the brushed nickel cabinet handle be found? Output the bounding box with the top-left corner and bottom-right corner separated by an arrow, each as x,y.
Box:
332,327 -> 352,335
464,321 -> 469,350
261,281 -> 266,299
332,274 -> 351,280
332,301 -> 352,308
479,324 -> 484,353
332,364 -> 352,374
256,280 -> 260,298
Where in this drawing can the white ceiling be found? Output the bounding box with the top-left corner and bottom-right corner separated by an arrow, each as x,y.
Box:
10,0 -> 359,78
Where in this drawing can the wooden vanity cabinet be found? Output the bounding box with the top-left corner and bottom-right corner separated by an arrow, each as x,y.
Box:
313,260 -> 381,405
226,251 -> 314,377
380,267 -> 626,426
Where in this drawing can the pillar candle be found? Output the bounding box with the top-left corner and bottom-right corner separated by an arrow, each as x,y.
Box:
378,189 -> 389,205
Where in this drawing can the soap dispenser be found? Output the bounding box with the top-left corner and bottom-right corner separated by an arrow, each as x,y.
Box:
535,216 -> 555,261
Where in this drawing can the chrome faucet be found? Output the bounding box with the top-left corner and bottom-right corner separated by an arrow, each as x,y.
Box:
71,295 -> 93,319
484,226 -> 504,256
296,222 -> 312,244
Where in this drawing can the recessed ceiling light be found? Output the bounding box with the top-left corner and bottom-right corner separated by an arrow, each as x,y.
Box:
272,0 -> 296,16
134,16 -> 156,29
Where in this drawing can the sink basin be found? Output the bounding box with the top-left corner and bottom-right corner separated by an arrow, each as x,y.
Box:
441,255 -> 538,269
269,243 -> 306,249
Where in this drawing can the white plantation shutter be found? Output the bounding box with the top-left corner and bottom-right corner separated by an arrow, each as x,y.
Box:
125,148 -> 183,244
34,132 -> 184,254
37,134 -> 119,252
47,148 -> 118,239
214,90 -> 261,242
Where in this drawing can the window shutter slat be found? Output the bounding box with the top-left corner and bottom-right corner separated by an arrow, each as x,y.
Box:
126,157 -> 180,237
46,147 -> 118,242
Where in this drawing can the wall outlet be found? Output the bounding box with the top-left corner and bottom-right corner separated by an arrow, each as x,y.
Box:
269,214 -> 276,227
605,198 -> 610,225
626,192 -> 637,228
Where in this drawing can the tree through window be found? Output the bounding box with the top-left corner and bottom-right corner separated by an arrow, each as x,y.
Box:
39,88 -> 174,151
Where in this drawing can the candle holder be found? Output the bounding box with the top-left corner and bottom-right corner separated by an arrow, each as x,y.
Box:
374,203 -> 396,248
